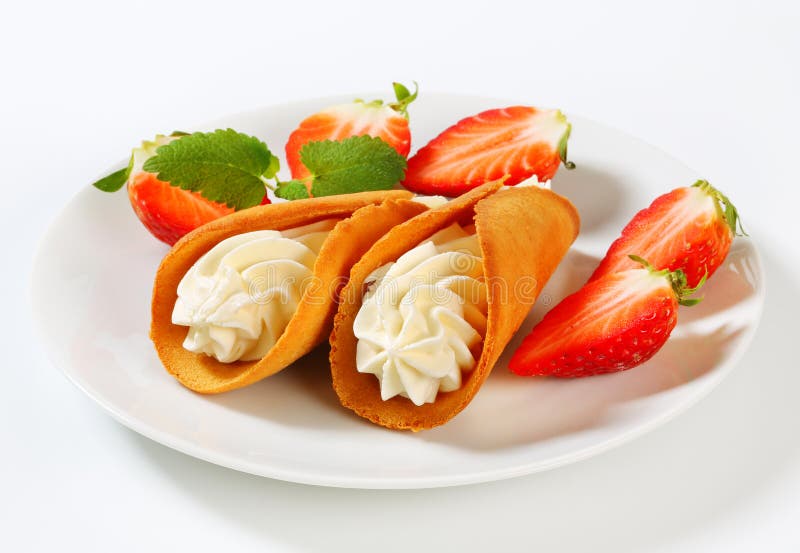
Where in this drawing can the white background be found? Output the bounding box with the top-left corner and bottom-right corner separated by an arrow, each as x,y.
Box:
3,0 -> 799,551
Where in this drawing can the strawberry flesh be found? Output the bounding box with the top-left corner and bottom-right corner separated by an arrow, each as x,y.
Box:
509,268 -> 679,378
286,101 -> 411,181
402,106 -> 571,196
589,183 -> 735,288
127,172 -> 235,246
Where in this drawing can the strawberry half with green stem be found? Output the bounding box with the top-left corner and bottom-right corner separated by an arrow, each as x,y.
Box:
589,180 -> 745,288
401,105 -> 574,196
509,256 -> 704,378
285,82 -> 417,182
92,132 -> 271,246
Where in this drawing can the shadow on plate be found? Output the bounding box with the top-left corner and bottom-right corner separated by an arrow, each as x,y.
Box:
680,240 -> 758,323
420,239 -> 761,450
551,163 -> 629,233
196,249 -> 604,434
189,229 -> 761,449
420,324 -> 746,451
199,345 -> 344,430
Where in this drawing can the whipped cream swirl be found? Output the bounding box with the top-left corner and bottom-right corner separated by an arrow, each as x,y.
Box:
354,223 -> 488,406
172,219 -> 338,362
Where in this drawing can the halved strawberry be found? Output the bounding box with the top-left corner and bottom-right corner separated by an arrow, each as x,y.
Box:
285,82 -> 416,181
589,180 -> 744,288
126,134 -> 249,246
509,257 -> 703,378
92,134 -> 270,246
401,106 -> 574,196
127,172 -> 236,246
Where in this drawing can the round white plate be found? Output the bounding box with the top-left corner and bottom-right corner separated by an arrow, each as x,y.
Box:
31,93 -> 764,488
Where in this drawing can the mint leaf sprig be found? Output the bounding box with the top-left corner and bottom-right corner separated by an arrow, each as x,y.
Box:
274,180 -> 311,200
94,130 -> 407,208
275,135 -> 408,200
142,129 -> 278,210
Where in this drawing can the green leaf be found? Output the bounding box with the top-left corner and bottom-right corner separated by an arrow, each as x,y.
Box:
93,153 -> 134,193
556,111 -> 575,170
393,82 -> 411,102
264,154 -> 281,180
691,179 -> 747,237
92,166 -> 130,192
390,81 -> 418,117
629,254 -> 704,306
301,135 -> 407,198
275,180 -> 310,200
142,129 -> 277,210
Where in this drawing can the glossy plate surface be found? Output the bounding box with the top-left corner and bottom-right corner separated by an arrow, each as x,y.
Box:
31,93 -> 764,488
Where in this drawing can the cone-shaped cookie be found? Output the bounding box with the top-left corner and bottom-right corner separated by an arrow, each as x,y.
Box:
151,190 -> 428,393
330,182 -> 580,430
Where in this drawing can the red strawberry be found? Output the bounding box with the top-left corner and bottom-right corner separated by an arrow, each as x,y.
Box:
124,134 -> 268,246
127,172 -> 237,246
401,106 -> 574,196
589,180 -> 744,288
285,82 -> 416,181
509,257 -> 703,378
93,132 -> 272,246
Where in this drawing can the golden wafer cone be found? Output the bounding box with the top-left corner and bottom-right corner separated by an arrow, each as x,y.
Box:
151,190 -> 427,394
330,183 -> 580,430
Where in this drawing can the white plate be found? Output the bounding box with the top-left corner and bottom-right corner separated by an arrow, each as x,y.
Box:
31,93 -> 765,489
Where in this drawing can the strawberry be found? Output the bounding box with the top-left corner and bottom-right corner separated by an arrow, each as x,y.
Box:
127,134 -> 246,246
285,82 -> 416,181
401,106 -> 574,196
509,257 -> 703,378
92,133 -> 270,246
127,172 -> 236,246
589,180 -> 744,288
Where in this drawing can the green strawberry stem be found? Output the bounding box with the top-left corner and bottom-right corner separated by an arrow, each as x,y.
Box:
389,81 -> 418,118
628,255 -> 705,306
351,81 -> 418,119
260,175 -> 277,191
556,112 -> 576,170
692,180 -> 747,236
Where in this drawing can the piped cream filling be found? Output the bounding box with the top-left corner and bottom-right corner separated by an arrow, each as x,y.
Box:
353,223 -> 488,406
171,219 -> 339,362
